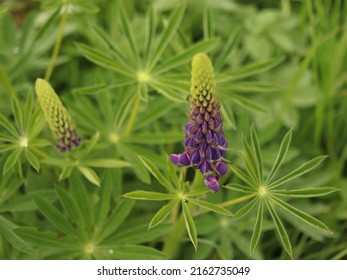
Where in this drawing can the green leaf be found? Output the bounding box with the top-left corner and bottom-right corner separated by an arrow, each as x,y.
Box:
269,195 -> 330,231
218,56 -> 285,82
3,149 -> 21,175
233,196 -> 259,220
0,190 -> 57,213
118,4 -> 140,66
229,165 -> 257,189
147,5 -> 186,70
0,216 -> 36,255
0,63 -> 15,98
269,155 -> 328,189
98,245 -> 168,260
11,97 -> 24,134
59,165 -> 74,181
0,112 -> 18,137
144,6 -> 157,60
121,133 -> 182,144
220,104 -> 236,129
241,136 -> 259,184
102,224 -> 171,246
76,43 -> 134,78
166,155 -> 181,190
56,188 -> 85,230
134,98 -> 176,131
96,199 -> 135,243
14,227 -> 80,250
153,39 -> 219,75
83,159 -> 131,168
149,199 -> 179,228
219,82 -> 282,93
33,195 -> 77,237
94,169 -> 118,227
182,201 -> 198,250
80,131 -> 100,158
223,183 -> 254,194
123,191 -> 176,201
150,81 -> 187,102
138,156 -> 175,192
203,6 -> 214,39
266,201 -> 293,258
250,125 -> 263,182
185,187 -> 210,197
25,148 -> 40,172
214,27 -> 241,71
230,94 -> 267,114
188,198 -> 233,216
77,166 -> 100,187
265,130 -> 292,184
117,143 -> 151,184
272,187 -> 339,197
250,199 -> 263,254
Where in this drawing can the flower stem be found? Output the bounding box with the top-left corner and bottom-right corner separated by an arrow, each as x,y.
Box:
124,93 -> 141,136
44,5 -> 69,82
163,170 -> 201,258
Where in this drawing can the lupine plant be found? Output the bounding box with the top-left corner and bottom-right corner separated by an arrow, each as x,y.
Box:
0,0 -> 345,260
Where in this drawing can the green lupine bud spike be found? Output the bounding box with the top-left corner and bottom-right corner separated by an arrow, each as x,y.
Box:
35,78 -> 80,152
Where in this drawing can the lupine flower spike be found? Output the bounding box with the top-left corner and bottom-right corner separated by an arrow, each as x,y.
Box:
170,53 -> 228,192
35,78 -> 80,152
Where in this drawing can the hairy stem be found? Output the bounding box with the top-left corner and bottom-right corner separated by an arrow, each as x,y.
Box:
44,5 -> 69,81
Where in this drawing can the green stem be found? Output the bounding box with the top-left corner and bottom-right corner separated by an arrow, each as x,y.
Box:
162,171 -> 202,258
124,93 -> 141,136
44,5 -> 69,81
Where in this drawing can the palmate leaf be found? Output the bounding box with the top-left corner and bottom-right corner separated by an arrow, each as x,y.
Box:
153,39 -> 219,75
217,56 -> 285,82
223,183 -> 254,194
182,201 -> 198,250
117,143 -> 151,184
33,195 -> 77,237
250,199 -> 264,254
188,198 -> 233,216
14,227 -> 80,250
121,133 -> 182,145
150,81 -> 187,102
118,4 -> 140,67
266,200 -> 293,258
123,191 -> 176,201
250,125 -> 263,182
77,166 -> 100,187
269,155 -> 328,189
233,196 -> 259,220
138,155 -> 175,192
203,6 -> 214,40
76,43 -> 135,78
269,195 -> 330,231
229,165 -> 257,189
265,130 -> 292,185
241,136 -> 259,184
147,5 -> 186,71
144,6 -> 157,60
24,148 -> 40,172
149,199 -> 180,229
272,187 -> 339,197
0,216 -> 36,255
101,224 -> 171,246
96,199 -> 135,243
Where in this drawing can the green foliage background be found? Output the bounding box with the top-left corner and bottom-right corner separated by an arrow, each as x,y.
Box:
0,0 -> 346,260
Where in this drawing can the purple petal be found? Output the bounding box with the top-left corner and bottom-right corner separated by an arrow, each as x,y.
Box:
170,154 -> 180,166
206,130 -> 212,142
204,175 -> 219,192
211,148 -> 221,160
206,146 -> 212,160
179,152 -> 191,166
195,129 -> 203,142
200,139 -> 207,153
199,160 -> 211,174
191,150 -> 201,165
202,121 -> 208,134
215,161 -> 228,176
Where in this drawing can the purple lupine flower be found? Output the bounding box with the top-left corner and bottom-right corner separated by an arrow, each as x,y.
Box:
35,79 -> 80,152
170,53 -> 228,192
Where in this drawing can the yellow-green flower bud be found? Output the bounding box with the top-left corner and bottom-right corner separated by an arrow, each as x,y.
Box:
35,78 -> 80,152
